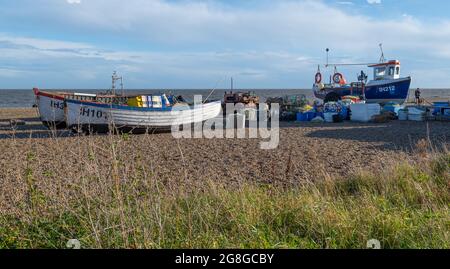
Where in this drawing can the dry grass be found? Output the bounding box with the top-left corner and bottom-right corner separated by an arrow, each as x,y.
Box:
0,128 -> 448,249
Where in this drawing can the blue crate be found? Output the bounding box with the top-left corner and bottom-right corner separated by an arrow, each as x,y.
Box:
297,112 -> 308,122
433,102 -> 450,115
297,112 -> 317,122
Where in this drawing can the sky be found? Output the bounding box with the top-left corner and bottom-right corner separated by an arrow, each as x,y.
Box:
1,0 -> 450,89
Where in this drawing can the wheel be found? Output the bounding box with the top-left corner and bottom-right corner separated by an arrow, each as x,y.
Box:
324,92 -> 341,103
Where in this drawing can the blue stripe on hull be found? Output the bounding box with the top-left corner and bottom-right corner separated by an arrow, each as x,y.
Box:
65,99 -> 173,111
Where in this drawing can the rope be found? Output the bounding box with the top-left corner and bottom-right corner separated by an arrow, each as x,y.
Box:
203,76 -> 227,104
325,63 -> 377,67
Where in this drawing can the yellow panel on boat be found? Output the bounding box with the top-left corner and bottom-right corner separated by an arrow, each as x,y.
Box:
127,96 -> 144,107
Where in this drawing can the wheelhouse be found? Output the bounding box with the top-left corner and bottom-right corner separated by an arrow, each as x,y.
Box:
368,60 -> 401,81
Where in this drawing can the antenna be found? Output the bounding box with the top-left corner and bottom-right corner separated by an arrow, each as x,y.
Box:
111,71 -> 124,96
379,43 -> 386,63
112,71 -> 117,95
231,77 -> 234,91
326,48 -> 330,67
120,76 -> 124,96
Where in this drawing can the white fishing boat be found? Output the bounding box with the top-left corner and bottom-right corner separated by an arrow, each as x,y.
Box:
33,88 -> 126,128
33,88 -> 66,128
65,95 -> 222,133
33,72 -> 127,128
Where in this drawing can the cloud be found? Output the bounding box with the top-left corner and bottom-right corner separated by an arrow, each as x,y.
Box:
0,68 -> 25,78
66,0 -> 81,4
367,0 -> 381,4
0,32 -> 315,88
0,33 -> 92,50
1,0 -> 450,88
16,0 -> 446,55
337,1 -> 354,5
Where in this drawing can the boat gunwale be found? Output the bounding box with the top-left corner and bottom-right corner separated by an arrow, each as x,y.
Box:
65,99 -> 222,112
33,88 -> 65,101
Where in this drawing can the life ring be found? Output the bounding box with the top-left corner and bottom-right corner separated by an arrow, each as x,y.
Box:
333,73 -> 347,85
333,73 -> 343,84
315,72 -> 322,84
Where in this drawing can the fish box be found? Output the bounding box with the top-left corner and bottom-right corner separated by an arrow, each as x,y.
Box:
324,112 -> 338,123
433,102 -> 450,115
398,109 -> 408,121
408,107 -> 426,121
350,103 -> 381,122
297,112 -> 308,122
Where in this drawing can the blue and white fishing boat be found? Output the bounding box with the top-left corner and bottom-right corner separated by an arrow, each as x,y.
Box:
313,46 -> 411,104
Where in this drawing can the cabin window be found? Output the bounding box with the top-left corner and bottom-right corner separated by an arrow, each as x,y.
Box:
147,96 -> 153,107
141,95 -> 149,108
152,96 -> 163,108
396,66 -> 400,75
374,67 -> 386,79
388,66 -> 395,76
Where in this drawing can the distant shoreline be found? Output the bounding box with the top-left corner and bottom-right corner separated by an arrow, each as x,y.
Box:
1,88 -> 450,91
0,88 -> 448,108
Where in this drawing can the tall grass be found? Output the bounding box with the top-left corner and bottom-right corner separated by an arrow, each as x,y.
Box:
0,131 -> 448,249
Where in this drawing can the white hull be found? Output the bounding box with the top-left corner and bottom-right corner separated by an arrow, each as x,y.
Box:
65,102 -> 109,128
65,100 -> 222,130
35,92 -> 66,124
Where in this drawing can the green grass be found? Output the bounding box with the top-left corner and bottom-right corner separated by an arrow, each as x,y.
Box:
0,150 -> 448,249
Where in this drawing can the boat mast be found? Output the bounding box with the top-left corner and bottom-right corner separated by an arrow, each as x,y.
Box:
231,77 -> 234,92
379,43 -> 386,63
120,76 -> 124,96
111,71 -> 124,96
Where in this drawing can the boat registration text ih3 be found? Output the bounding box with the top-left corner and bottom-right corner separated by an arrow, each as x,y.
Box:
50,100 -> 64,110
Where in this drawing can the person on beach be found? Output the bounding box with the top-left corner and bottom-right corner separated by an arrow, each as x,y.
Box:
415,88 -> 421,104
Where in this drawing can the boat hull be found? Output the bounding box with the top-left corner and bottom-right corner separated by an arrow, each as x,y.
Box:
33,88 -> 67,128
65,100 -> 223,133
314,77 -> 411,104
364,77 -> 411,104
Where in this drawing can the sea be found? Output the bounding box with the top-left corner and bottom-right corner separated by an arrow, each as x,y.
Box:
1,88 -> 449,108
